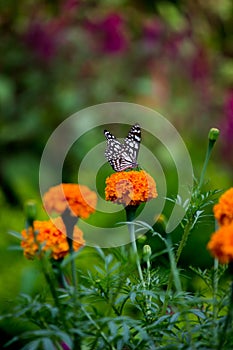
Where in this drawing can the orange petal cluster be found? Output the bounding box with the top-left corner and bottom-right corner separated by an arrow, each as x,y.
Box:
105,170 -> 157,206
21,217 -> 85,260
43,183 -> 97,218
213,188 -> 233,225
207,224 -> 233,264
207,188 -> 233,263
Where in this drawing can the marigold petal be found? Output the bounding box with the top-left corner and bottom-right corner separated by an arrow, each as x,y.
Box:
21,217 -> 85,260
214,188 -> 233,226
207,223 -> 233,264
43,183 -> 97,218
105,170 -> 157,206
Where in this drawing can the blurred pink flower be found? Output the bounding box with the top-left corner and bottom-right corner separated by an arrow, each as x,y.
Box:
164,30 -> 190,57
24,0 -> 81,61
61,0 -> 80,11
61,342 -> 71,350
222,90 -> 233,153
190,47 -> 209,81
142,18 -> 163,51
225,90 -> 233,119
85,13 -> 128,54
24,21 -> 59,62
143,19 -> 162,41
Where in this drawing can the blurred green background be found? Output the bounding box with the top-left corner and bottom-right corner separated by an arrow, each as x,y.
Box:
0,0 -> 233,344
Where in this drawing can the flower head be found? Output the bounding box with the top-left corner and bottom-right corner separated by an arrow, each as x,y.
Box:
24,200 -> 37,224
43,183 -> 97,219
21,217 -> 84,260
105,170 -> 157,206
213,188 -> 233,226
208,128 -> 220,142
143,244 -> 152,260
85,12 -> 128,55
207,224 -> 233,264
24,21 -> 59,62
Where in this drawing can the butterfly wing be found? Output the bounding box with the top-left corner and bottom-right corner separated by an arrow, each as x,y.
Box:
104,124 -> 141,172
123,123 -> 141,163
104,130 -> 125,171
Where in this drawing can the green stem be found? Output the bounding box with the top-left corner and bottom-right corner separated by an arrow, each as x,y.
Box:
61,209 -> 78,288
81,305 -> 117,350
162,235 -> 194,346
52,258 -> 69,289
40,255 -> 73,337
67,236 -> 77,288
175,221 -> 193,265
31,223 -> 60,308
125,206 -> 155,324
199,138 -> 216,189
213,220 -> 219,330
146,258 -> 152,319
40,256 -> 60,308
146,259 -> 151,287
213,258 -> 219,346
31,223 -> 72,337
125,206 -> 145,287
162,221 -> 192,313
161,234 -> 183,315
218,279 -> 233,350
130,225 -> 145,286
166,235 -> 182,292
61,210 -> 81,349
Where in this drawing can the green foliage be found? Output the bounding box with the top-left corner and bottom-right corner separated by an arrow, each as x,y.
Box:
1,0 -> 233,348
2,245 -> 233,350
2,123 -> 231,349
179,185 -> 222,229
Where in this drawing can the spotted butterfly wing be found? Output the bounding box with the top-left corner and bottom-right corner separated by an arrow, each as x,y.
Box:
104,123 -> 141,172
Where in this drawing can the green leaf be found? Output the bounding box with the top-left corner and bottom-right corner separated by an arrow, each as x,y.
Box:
170,312 -> 181,323
3,335 -> 19,347
190,309 -> 206,319
60,251 -> 81,267
130,292 -> 136,303
41,338 -> 56,350
21,340 -> 42,350
122,322 -> 130,343
8,230 -> 22,240
109,320 -> 118,336
8,245 -> 23,251
157,3 -> 187,31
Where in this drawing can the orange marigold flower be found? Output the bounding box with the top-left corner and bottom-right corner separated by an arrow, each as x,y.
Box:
105,170 -> 157,206
207,223 -> 233,264
43,183 -> 97,218
213,188 -> 233,226
21,217 -> 85,260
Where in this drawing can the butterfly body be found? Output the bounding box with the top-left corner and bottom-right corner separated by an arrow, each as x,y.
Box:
104,124 -> 141,172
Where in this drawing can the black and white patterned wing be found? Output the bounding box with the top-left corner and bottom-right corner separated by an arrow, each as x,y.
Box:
104,124 -> 141,172
123,123 -> 141,164
104,129 -> 125,171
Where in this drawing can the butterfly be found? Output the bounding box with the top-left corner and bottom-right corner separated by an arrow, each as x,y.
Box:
104,123 -> 141,172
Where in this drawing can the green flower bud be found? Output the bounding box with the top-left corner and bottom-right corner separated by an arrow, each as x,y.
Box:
208,128 -> 220,142
24,200 -> 37,225
137,235 -> 147,244
155,214 -> 167,230
199,128 -> 220,189
143,244 -> 152,261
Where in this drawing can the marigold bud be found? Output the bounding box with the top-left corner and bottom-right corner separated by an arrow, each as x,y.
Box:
155,214 -> 167,230
137,235 -> 147,244
143,244 -> 152,260
208,128 -> 220,142
24,200 -> 37,225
